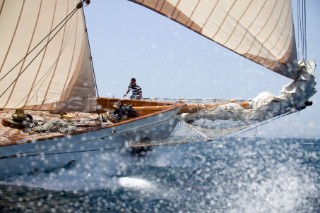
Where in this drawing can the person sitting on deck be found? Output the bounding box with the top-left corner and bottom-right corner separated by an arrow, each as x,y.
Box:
123,78 -> 142,100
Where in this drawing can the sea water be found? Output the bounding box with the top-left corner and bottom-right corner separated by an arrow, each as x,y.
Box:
0,137 -> 319,212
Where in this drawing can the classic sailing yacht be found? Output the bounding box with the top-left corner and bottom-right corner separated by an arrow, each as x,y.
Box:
0,0 -> 316,178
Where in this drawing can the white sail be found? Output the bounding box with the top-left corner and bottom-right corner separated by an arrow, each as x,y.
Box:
131,0 -> 298,79
0,0 -> 96,111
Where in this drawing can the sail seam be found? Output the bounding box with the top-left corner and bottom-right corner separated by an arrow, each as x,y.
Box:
277,31 -> 294,65
185,0 -> 201,28
4,0 -> 43,108
200,0 -> 220,31
0,0 -> 24,76
59,9 -> 79,105
22,57 -> 61,109
155,0 -> 161,11
233,0 -> 268,52
16,62 -> 56,108
173,7 -> 181,20
0,0 -> 5,16
265,3 -> 291,61
211,0 -> 237,40
241,1 -> 278,59
158,0 -> 166,12
222,0 -> 254,46
253,0 -> 288,63
41,1 -> 70,107
24,0 -> 59,109
169,0 -> 181,18
280,38 -> 297,63
46,15 -> 79,111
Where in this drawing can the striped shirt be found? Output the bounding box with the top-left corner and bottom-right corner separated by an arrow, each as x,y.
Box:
128,84 -> 142,99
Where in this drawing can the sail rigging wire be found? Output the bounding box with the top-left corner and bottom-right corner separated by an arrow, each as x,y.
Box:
297,0 -> 307,61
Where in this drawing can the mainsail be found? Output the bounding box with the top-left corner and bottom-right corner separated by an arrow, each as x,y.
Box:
131,0 -> 298,79
0,0 -> 96,111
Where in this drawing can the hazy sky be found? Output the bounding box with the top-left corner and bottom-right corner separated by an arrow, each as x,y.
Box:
84,0 -> 320,138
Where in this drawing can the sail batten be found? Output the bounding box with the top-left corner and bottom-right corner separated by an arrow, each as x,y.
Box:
131,0 -> 299,79
0,0 -> 96,111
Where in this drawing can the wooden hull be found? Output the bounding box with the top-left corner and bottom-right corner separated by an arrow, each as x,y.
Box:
0,102 -> 183,179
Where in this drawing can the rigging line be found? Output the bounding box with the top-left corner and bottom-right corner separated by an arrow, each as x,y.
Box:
0,7 -> 79,83
297,0 -> 307,61
232,109 -> 297,137
300,0 -> 304,60
182,121 -> 210,140
297,0 -> 300,60
302,0 -> 305,60
0,9 -> 79,99
303,0 -> 307,60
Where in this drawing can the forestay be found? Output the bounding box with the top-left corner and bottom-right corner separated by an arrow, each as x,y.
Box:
0,0 -> 96,111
